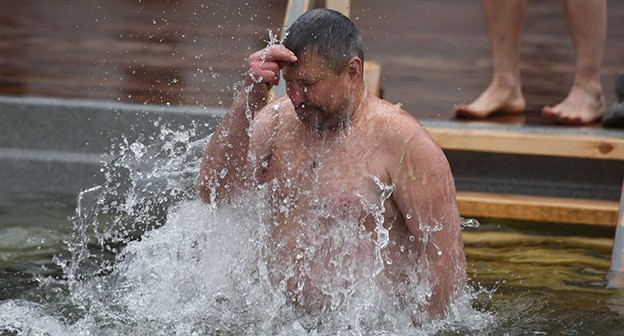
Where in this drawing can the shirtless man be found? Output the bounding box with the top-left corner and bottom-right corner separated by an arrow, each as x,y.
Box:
455,0 -> 606,125
198,9 -> 466,319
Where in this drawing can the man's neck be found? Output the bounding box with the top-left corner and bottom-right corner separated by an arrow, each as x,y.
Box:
350,85 -> 368,121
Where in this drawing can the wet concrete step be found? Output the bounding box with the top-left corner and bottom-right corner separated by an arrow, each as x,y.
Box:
0,95 -> 221,202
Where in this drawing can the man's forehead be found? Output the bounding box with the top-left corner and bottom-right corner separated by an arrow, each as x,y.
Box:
283,53 -> 331,78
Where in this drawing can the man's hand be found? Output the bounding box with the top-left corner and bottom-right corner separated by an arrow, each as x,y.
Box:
246,45 -> 298,91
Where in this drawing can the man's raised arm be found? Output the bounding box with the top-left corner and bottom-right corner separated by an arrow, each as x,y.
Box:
197,46 -> 297,204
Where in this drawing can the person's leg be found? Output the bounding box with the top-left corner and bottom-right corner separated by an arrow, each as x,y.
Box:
542,0 -> 606,124
455,0 -> 526,118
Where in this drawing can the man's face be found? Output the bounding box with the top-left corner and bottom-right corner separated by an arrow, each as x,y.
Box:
283,52 -> 354,130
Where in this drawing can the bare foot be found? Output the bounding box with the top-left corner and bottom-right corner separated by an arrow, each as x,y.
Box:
455,83 -> 525,119
542,85 -> 605,125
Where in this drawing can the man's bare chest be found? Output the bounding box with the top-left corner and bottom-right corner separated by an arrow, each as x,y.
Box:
260,136 -> 390,219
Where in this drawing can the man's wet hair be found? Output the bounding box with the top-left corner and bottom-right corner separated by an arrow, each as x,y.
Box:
283,8 -> 364,74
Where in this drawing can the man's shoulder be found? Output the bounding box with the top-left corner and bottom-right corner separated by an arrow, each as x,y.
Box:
257,95 -> 292,117
369,100 -> 441,158
255,96 -> 294,129
372,105 -> 451,184
370,100 -> 429,139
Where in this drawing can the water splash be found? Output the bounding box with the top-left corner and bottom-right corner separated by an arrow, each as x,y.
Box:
0,120 -> 495,334
360,175 -> 395,277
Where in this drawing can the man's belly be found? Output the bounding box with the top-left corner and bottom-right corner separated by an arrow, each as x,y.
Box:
262,205 -> 415,313
258,169 -> 408,311
264,211 -> 377,311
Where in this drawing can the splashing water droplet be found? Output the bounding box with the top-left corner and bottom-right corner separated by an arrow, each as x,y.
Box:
219,168 -> 228,178
129,142 -> 146,159
460,217 -> 480,229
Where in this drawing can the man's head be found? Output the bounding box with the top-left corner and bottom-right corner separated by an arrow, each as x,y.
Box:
282,9 -> 366,130
283,8 -> 364,74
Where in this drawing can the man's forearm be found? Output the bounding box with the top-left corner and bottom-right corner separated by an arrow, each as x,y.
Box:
197,80 -> 269,203
197,45 -> 297,203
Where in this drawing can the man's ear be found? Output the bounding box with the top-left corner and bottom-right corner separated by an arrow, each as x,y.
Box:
347,57 -> 363,79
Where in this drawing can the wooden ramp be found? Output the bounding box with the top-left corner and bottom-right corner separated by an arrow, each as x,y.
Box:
423,120 -> 624,226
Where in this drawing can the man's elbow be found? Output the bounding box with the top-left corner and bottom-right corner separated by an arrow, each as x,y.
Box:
427,247 -> 467,319
427,274 -> 464,320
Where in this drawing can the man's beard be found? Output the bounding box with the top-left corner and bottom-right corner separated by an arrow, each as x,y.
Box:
295,102 -> 352,131
295,103 -> 330,129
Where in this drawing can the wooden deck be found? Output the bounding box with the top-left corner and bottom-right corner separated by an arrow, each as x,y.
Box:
1,0 -> 623,225
1,0 -> 623,121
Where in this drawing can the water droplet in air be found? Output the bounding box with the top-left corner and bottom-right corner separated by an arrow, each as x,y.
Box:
460,217 -> 480,229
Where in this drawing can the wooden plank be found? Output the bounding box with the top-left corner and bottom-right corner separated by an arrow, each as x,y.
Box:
428,127 -> 624,160
457,191 -> 619,226
364,60 -> 381,97
326,0 -> 351,17
282,0 -> 315,38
